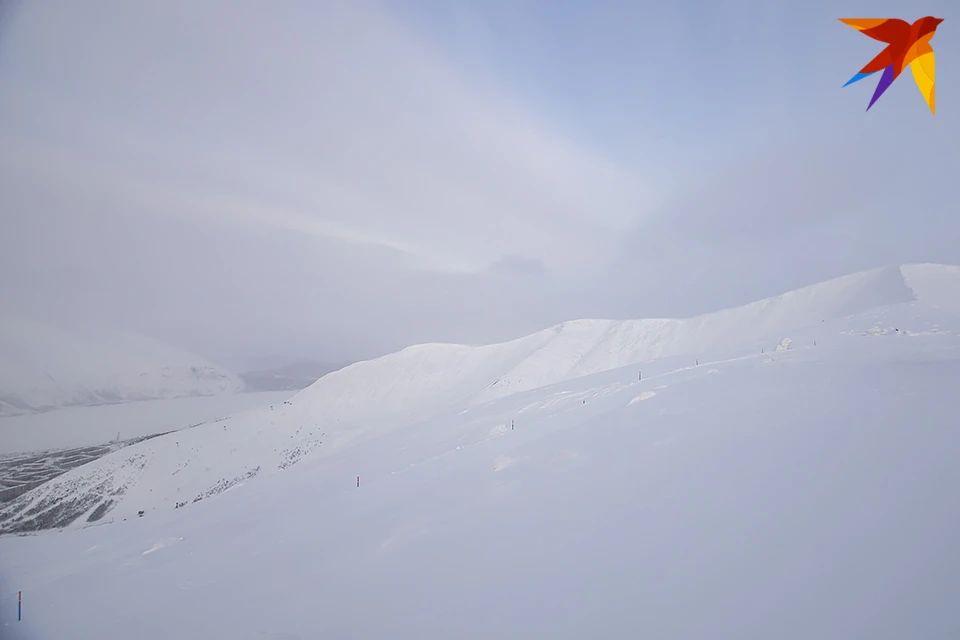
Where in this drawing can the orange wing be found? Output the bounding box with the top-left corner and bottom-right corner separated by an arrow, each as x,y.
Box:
838,18 -> 911,43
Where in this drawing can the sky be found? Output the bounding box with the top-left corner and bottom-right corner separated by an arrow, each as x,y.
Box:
0,0 -> 957,369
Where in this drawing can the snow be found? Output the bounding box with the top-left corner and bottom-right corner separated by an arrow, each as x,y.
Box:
0,316 -> 245,417
295,264 -> 923,414
628,390 -> 657,404
1,263 -> 960,638
900,263 -> 960,311
0,391 -> 294,455
2,264 -> 957,531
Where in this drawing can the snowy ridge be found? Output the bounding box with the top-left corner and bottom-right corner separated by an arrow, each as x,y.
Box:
900,263 -> 960,311
2,263 -> 958,533
7,304 -> 959,638
293,263 -> 922,409
0,316 -> 244,417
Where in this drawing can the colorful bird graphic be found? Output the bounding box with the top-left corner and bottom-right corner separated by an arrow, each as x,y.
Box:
840,16 -> 943,113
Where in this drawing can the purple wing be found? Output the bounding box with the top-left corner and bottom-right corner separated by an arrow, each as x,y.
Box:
866,65 -> 895,111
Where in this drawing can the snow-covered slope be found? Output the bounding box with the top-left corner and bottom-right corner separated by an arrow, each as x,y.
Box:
0,391 -> 294,455
289,262 -> 929,413
900,263 -> 960,311
2,265 -> 960,638
1,263 -> 957,535
0,316 -> 244,417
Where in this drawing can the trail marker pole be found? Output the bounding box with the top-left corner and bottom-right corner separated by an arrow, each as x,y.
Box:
18,591 -> 21,622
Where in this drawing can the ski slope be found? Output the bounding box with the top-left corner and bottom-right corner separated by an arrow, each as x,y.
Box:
1,264 -> 959,638
0,316 -> 244,417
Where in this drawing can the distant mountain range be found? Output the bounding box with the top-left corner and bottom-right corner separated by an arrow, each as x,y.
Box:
0,316 -> 245,417
0,316 -> 350,417
238,360 -> 352,392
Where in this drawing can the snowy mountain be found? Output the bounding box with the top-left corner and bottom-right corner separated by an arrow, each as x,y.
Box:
2,263 -> 959,638
2,262 -> 957,532
271,262 -> 960,419
0,316 -> 245,417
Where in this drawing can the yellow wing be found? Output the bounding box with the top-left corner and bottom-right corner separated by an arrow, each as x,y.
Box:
908,38 -> 936,114
838,18 -> 887,31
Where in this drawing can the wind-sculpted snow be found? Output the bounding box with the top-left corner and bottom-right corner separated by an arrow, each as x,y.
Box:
900,263 -> 960,311
2,264 -> 958,534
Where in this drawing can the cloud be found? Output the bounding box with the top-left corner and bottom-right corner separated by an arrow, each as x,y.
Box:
0,0 -> 651,276
602,109 -> 960,318
1,0 -> 958,366
486,255 -> 547,278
